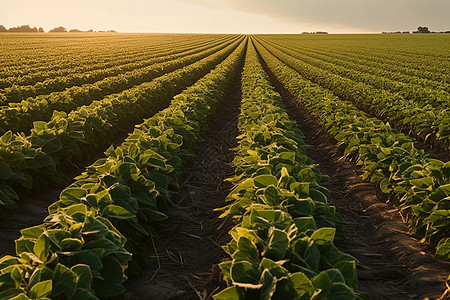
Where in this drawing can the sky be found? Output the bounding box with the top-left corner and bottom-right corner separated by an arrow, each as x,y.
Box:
0,0 -> 449,33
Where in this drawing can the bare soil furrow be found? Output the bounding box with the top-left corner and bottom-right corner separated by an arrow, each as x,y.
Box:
258,54 -> 450,300
125,70 -> 242,300
0,131 -> 132,256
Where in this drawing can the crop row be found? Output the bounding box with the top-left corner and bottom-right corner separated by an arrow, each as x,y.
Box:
0,37 -> 247,300
0,35 -> 197,86
254,39 -> 450,261
0,36 -> 241,134
0,37 -> 243,211
0,34 -> 223,78
256,38 -> 450,153
0,35 -> 236,101
262,37 -> 450,97
213,41 -> 360,299
258,36 -> 449,88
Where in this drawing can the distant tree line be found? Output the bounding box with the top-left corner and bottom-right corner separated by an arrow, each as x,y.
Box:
0,24 -> 117,33
382,26 -> 450,34
382,31 -> 411,34
0,25 -> 44,32
301,31 -> 328,34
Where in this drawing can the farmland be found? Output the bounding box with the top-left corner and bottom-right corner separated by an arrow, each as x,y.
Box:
0,33 -> 449,299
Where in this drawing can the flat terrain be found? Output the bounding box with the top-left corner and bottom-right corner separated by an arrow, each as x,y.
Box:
0,33 -> 448,299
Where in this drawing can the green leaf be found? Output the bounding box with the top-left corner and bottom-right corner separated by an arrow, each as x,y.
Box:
33,234 -> 50,263
289,272 -> 314,297
290,199 -> 314,216
259,257 -> 288,279
265,228 -> 289,260
435,238 -> 450,261
253,175 -> 278,188
15,239 -> 34,254
29,280 -> 52,299
232,237 -> 260,265
101,205 -> 134,219
33,121 -> 47,133
310,227 -> 336,245
60,238 -> 83,250
60,188 -> 87,204
309,188 -> 327,203
42,139 -> 63,154
293,217 -> 316,232
71,264 -> 93,290
11,266 -> 23,288
72,288 -> 99,300
430,184 -> 450,202
65,204 -> 87,217
20,225 -> 45,239
379,178 -> 391,193
52,263 -> 77,297
213,286 -> 243,300
10,294 -> 31,300
312,269 -> 346,293
0,162 -> 13,180
334,260 -> 357,289
0,289 -> 23,300
304,241 -> 320,270
262,185 -> 279,206
328,282 -> 357,299
260,269 -> 276,300
72,251 -> 103,273
94,257 -> 126,298
28,268 -> 42,290
291,182 -> 309,196
218,261 -> 232,283
230,261 -> 261,288
409,177 -> 434,189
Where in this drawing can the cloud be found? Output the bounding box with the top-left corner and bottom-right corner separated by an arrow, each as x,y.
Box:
206,0 -> 450,31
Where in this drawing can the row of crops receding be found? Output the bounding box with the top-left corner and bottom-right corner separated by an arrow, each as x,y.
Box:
254,37 -> 450,154
0,37 -> 244,211
253,36 -> 450,261
0,33 -> 448,299
0,36 -> 247,299
214,41 -> 361,299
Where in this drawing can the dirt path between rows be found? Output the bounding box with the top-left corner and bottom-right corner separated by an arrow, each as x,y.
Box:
125,72 -> 242,300
259,42 -> 450,161
258,54 -> 450,300
0,71 -> 203,252
0,94 -> 178,256
337,94 -> 450,162
0,131 -> 132,256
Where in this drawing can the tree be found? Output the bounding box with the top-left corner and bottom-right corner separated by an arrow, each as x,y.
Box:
417,26 -> 431,33
8,25 -> 38,32
49,26 -> 67,33
0,25 -> 7,32
38,27 -> 44,33
69,29 -> 82,32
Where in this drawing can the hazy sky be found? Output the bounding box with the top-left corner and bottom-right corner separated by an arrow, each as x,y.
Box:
0,0 -> 449,33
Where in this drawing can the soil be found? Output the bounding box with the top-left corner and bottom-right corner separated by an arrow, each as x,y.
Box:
0,136 -> 127,256
0,100 -> 168,256
0,185 -> 63,256
124,71 -> 242,300
338,94 -> 450,162
258,53 -> 450,300
1,51 -> 449,300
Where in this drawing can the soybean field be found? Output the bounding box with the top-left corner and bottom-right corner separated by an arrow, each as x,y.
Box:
0,33 -> 449,300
